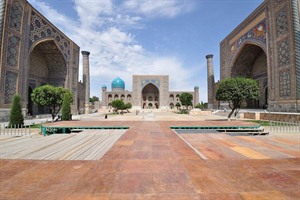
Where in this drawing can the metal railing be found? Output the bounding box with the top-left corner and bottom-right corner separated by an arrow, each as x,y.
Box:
270,121 -> 300,133
0,124 -> 31,136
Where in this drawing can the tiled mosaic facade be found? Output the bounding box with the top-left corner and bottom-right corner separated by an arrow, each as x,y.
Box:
0,0 -> 82,121
30,11 -> 70,61
279,70 -> 291,97
9,1 -> 22,32
218,0 -> 300,112
7,35 -> 20,68
277,40 -> 290,68
276,7 -> 288,37
229,19 -> 267,63
4,71 -> 18,104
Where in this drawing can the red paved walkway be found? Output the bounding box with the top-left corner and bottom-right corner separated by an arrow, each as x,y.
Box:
1,121 -> 299,199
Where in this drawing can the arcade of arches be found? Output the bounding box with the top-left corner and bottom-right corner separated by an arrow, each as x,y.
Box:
102,75 -> 199,110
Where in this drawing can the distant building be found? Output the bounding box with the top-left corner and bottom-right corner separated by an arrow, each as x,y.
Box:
102,75 -> 199,109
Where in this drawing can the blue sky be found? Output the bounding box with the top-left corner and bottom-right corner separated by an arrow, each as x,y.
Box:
28,0 -> 263,102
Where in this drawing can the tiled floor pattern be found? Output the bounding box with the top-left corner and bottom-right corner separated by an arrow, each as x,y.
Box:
0,121 -> 299,199
180,132 -> 299,160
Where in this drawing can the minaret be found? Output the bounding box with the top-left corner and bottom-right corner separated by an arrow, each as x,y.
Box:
82,51 -> 90,114
101,84 -> 107,109
194,86 -> 199,107
206,54 -> 215,109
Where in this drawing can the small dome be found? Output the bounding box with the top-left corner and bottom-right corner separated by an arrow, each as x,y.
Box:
102,84 -> 107,88
194,86 -> 199,89
111,77 -> 125,89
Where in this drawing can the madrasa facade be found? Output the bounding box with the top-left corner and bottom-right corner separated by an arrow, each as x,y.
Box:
101,75 -> 199,110
207,0 -> 300,112
0,0 -> 90,121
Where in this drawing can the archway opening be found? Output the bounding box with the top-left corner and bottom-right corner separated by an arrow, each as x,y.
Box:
231,44 -> 268,109
142,83 -> 159,109
27,86 -> 33,116
28,40 -> 67,115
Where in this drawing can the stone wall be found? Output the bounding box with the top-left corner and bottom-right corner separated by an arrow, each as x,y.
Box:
244,112 -> 300,122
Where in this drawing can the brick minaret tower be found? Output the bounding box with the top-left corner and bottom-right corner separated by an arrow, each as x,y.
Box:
206,54 -> 215,109
82,51 -> 90,114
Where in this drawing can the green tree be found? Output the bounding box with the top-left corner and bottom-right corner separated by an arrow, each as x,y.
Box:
195,103 -> 201,109
111,99 -> 125,113
9,94 -> 24,128
179,92 -> 193,110
216,77 -> 259,119
31,85 -> 72,121
195,101 -> 208,109
61,92 -> 72,121
175,102 -> 181,110
124,102 -> 132,112
89,96 -> 99,105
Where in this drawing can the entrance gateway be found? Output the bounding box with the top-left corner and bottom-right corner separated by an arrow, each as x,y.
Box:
101,75 -> 199,110
207,0 -> 300,112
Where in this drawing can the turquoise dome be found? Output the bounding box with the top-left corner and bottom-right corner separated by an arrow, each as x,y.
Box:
102,84 -> 107,88
111,77 -> 125,89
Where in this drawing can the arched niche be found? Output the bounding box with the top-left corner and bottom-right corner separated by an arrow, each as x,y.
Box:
28,39 -> 67,115
141,83 -> 159,109
231,43 -> 268,108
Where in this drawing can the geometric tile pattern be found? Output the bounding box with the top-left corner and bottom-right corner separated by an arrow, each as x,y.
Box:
5,71 -> 17,103
6,35 -> 20,67
73,48 -> 79,85
141,79 -> 160,89
279,70 -> 291,97
0,1 -> 5,47
278,40 -> 290,68
9,1 -> 23,32
274,0 -> 285,8
29,11 -> 70,61
73,68 -> 78,85
276,8 -> 288,37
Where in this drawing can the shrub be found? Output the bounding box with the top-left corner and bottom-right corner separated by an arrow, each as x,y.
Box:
61,93 -> 72,121
9,94 -> 24,128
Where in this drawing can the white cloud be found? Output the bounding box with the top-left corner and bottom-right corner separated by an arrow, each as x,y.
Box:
74,0 -> 113,28
122,0 -> 195,18
28,0 -> 200,100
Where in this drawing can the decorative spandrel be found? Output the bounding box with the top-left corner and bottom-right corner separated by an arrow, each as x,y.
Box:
5,71 -> 18,103
230,19 -> 267,62
141,79 -> 160,89
7,35 -> 20,68
279,70 -> 291,97
9,1 -> 23,32
29,11 -> 70,61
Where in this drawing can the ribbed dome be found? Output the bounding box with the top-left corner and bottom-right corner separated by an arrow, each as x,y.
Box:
111,77 -> 125,89
102,84 -> 107,88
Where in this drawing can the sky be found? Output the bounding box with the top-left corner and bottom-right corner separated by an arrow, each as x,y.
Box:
28,0 -> 263,102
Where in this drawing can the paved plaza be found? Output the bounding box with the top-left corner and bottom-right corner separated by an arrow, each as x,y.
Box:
0,111 -> 299,199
